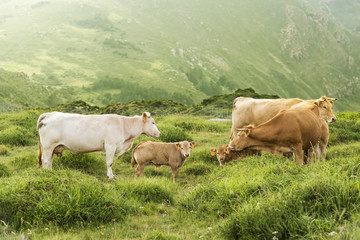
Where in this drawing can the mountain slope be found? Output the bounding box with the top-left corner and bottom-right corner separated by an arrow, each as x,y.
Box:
0,0 -> 359,111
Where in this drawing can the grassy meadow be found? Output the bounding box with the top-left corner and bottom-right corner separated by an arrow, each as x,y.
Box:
0,107 -> 359,239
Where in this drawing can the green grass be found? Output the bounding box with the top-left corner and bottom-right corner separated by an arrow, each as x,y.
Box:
0,111 -> 360,239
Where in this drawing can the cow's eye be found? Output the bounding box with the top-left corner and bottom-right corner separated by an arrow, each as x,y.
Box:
323,106 -> 327,109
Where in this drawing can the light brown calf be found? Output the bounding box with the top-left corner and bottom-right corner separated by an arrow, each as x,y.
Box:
131,141 -> 195,183
210,144 -> 260,166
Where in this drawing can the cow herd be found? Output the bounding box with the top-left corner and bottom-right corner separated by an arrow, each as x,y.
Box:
37,96 -> 336,182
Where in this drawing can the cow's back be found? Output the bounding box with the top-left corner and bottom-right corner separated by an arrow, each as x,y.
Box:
232,97 -> 303,129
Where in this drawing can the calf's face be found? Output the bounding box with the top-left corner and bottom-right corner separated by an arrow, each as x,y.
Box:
210,146 -> 230,166
176,141 -> 196,158
142,112 -> 161,138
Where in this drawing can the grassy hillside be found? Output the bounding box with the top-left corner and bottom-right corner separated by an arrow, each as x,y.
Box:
0,0 -> 360,111
0,103 -> 360,239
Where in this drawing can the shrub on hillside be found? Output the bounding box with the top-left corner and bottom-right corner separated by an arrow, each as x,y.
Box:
158,125 -> 193,142
0,170 -> 130,230
174,120 -> 222,132
0,126 -> 34,146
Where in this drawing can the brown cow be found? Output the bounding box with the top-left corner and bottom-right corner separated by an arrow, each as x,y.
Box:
131,141 -> 195,183
231,96 -> 336,140
210,144 -> 260,166
229,102 -> 323,165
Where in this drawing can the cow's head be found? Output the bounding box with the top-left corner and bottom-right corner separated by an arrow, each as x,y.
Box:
314,96 -> 337,123
176,141 -> 195,158
211,145 -> 230,166
228,127 -> 252,151
142,112 -> 160,138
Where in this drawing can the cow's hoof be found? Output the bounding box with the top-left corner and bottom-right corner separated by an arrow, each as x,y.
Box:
107,175 -> 116,180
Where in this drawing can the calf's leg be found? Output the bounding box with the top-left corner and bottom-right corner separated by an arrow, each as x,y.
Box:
135,163 -> 146,177
171,167 -> 179,183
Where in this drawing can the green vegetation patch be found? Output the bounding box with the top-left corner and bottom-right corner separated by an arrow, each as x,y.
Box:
329,112 -> 360,145
0,163 -> 10,178
158,125 -> 193,142
53,152 -> 106,177
0,144 -> 9,155
0,170 -> 130,230
117,179 -> 174,205
222,178 -> 360,239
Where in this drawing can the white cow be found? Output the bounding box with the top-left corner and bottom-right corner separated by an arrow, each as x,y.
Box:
37,111 -> 160,179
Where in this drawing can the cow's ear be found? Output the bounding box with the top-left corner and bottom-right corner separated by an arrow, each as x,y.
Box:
244,128 -> 251,137
210,148 -> 216,156
191,142 -> 196,149
142,112 -> 147,122
314,100 -> 320,106
176,143 -> 181,150
225,148 -> 230,154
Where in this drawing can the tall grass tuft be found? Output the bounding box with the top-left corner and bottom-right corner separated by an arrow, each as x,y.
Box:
158,125 -> 193,142
0,144 -> 9,155
0,164 -> 10,177
53,152 -> 106,177
0,170 -> 130,230
117,179 -> 174,204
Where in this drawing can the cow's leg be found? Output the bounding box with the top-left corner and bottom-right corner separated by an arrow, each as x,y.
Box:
320,143 -> 327,160
42,148 -> 54,169
105,145 -> 116,179
314,143 -> 321,162
135,163 -> 146,177
294,146 -> 304,165
306,147 -> 314,165
170,167 -> 179,183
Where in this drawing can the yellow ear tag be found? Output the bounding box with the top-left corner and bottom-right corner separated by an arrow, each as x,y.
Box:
191,145 -> 195,149
226,150 -> 230,154
211,152 -> 215,156
177,146 -> 181,150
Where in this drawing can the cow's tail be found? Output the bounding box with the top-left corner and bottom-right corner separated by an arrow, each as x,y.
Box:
131,143 -> 142,168
37,135 -> 42,168
37,113 -> 47,168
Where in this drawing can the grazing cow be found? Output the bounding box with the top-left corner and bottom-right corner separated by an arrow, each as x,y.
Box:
131,141 -> 195,183
210,144 -> 260,166
229,102 -> 323,165
231,96 -> 336,140
37,112 -> 160,179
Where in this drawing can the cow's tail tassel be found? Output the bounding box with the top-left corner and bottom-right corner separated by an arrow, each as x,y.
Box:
131,148 -> 135,168
37,135 -> 42,168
